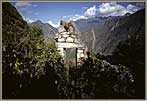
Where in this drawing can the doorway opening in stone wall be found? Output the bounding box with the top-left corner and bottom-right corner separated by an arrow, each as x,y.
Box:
65,48 -> 77,68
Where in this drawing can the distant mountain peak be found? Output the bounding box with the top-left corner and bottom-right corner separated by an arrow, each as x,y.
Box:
30,20 -> 58,39
74,8 -> 145,55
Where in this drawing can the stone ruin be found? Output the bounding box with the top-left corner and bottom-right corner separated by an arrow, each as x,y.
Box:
54,20 -> 88,67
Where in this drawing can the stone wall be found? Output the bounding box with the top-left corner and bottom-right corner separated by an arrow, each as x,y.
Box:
54,20 -> 87,66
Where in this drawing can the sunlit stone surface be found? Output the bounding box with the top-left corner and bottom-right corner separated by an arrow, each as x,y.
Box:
54,20 -> 88,65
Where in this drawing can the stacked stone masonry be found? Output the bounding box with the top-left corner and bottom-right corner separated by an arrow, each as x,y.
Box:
54,20 -> 88,66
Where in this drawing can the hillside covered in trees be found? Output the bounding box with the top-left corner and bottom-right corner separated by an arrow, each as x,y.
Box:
2,2 -> 145,99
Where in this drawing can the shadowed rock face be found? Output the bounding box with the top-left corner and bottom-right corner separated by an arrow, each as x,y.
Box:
73,9 -> 145,56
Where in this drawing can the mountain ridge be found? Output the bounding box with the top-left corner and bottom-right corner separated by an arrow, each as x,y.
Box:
30,20 -> 58,39
73,8 -> 145,56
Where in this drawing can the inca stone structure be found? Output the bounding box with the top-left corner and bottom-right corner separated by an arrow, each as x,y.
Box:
54,20 -> 87,67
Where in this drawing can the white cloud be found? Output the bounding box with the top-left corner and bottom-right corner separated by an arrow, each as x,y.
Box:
83,2 -> 142,17
63,15 -> 72,19
15,2 -> 38,15
97,2 -> 128,17
62,14 -> 87,21
127,4 -> 139,13
84,5 -> 97,17
63,16 -> 67,19
33,4 -> 38,7
65,3 -> 143,21
48,20 -> 60,28
69,14 -> 88,21
82,6 -> 88,10
15,2 -> 32,12
15,2 -> 32,7
24,17 -> 34,23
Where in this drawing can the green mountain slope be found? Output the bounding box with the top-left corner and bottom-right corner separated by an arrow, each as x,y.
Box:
2,2 -> 64,99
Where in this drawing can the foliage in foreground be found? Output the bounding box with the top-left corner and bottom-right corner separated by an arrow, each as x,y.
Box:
2,2 -> 136,99
58,53 -> 135,99
2,24 -> 135,99
2,25 -> 66,98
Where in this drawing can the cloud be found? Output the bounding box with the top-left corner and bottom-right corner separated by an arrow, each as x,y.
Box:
34,12 -> 39,15
15,2 -> 38,15
84,2 -> 143,17
97,2 -> 129,17
24,17 -> 34,23
65,3 -> 143,22
15,2 -> 32,12
84,5 -> 97,17
15,2 -> 32,7
69,14 -> 88,21
63,15 -> 73,19
82,6 -> 88,10
62,14 -> 87,21
33,4 -> 38,7
127,4 -> 140,13
63,16 -> 67,19
48,20 -> 60,28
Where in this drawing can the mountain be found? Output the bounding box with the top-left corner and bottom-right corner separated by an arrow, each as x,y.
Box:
2,2 -> 28,33
74,9 -> 145,98
2,2 -> 29,47
74,9 -> 145,56
106,9 -> 145,98
30,20 -> 58,39
2,2 -> 59,98
2,2 -> 29,98
2,2 -> 144,99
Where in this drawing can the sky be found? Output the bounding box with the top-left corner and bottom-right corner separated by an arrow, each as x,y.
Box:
10,2 -> 145,27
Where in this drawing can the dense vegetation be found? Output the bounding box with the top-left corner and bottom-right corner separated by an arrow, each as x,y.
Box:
105,9 -> 145,98
58,52 -> 135,99
2,2 -> 143,99
2,2 -> 65,98
106,34 -> 145,98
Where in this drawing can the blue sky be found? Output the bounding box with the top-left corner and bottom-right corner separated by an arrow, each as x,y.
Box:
10,2 -> 144,27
